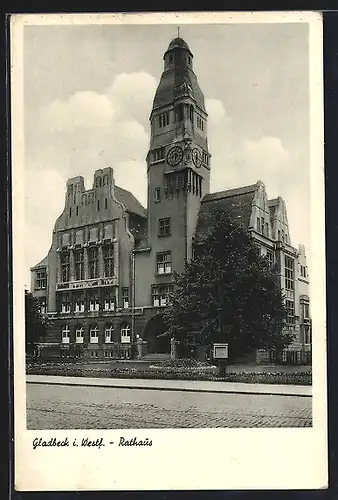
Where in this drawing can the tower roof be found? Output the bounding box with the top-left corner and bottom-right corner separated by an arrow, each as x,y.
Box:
166,37 -> 192,54
152,37 -> 206,113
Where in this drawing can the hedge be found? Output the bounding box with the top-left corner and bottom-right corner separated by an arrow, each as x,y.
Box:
26,361 -> 311,385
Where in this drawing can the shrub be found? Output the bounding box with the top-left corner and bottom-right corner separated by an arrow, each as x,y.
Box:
26,360 -> 312,385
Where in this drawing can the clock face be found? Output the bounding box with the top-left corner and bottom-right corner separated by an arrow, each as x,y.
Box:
192,148 -> 202,168
166,146 -> 183,166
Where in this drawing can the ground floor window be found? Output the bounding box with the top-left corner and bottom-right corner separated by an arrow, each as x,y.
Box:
121,324 -> 131,343
90,350 -> 99,357
76,326 -> 84,344
90,325 -> 99,343
61,325 -> 70,344
105,325 -> 114,343
104,351 -> 114,358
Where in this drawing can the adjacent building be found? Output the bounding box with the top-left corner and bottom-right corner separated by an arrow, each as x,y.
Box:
30,36 -> 311,363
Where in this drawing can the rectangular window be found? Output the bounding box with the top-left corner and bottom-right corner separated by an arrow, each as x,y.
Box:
303,303 -> 310,319
105,326 -> 114,343
285,299 -> 295,325
265,222 -> 269,238
152,284 -> 173,307
261,218 -> 265,235
39,297 -> 47,314
256,217 -> 261,233
266,250 -> 274,266
60,293 -> 71,314
121,325 -> 131,343
159,112 -> 170,127
156,252 -> 172,275
158,217 -> 171,237
90,327 -> 99,344
153,148 -> 164,162
103,290 -> 115,311
76,327 -> 84,344
88,248 -> 98,279
62,325 -> 70,344
122,287 -> 129,309
285,256 -> 295,290
35,269 -> 47,290
300,265 -> 307,278
60,252 -> 70,283
104,198 -> 108,210
89,292 -> 100,312
155,188 -> 161,202
103,246 -> 114,278
74,292 -> 85,313
75,250 -> 84,281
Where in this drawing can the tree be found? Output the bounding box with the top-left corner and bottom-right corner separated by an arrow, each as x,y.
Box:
162,209 -> 293,361
25,290 -> 51,355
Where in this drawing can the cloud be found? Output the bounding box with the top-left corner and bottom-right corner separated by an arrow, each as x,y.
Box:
206,98 -> 227,125
107,72 -> 157,126
42,91 -> 115,133
25,78 -> 309,284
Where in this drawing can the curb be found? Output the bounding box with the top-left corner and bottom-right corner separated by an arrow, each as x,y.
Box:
26,379 -> 312,398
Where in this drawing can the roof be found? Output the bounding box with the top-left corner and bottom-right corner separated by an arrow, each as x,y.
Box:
195,184 -> 257,240
114,186 -> 147,218
153,37 -> 206,113
30,255 -> 48,270
202,184 -> 257,203
166,37 -> 191,53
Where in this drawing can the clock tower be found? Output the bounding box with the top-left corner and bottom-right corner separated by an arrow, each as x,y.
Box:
146,36 -> 211,275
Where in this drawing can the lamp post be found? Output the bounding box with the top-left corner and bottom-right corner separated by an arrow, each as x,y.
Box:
130,251 -> 136,360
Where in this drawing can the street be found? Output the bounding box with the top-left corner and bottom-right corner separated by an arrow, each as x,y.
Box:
26,383 -> 312,429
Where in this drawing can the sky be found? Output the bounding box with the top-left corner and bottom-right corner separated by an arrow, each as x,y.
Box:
23,21 -> 311,289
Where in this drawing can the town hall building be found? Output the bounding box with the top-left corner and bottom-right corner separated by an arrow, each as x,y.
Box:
30,36 -> 311,363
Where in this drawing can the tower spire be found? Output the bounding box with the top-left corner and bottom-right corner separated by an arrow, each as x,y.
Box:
177,26 -> 180,38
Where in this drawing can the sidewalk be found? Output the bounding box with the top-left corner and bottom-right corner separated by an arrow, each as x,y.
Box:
26,374 -> 312,397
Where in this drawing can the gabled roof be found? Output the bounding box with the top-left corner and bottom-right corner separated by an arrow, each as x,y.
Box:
195,184 -> 257,239
30,255 -> 48,271
114,186 -> 147,218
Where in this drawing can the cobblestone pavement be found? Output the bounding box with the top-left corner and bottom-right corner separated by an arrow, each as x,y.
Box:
27,383 -> 312,429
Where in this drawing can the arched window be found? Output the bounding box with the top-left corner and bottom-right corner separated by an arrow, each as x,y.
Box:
61,325 -> 70,344
105,325 -> 114,343
76,326 -> 84,344
89,325 -> 99,344
121,324 -> 131,343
